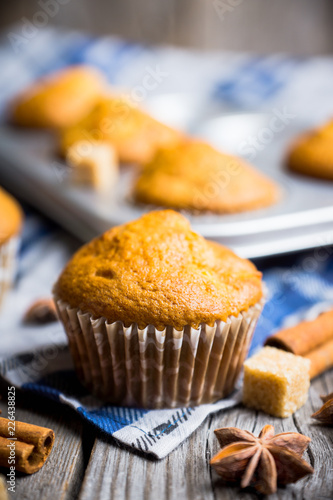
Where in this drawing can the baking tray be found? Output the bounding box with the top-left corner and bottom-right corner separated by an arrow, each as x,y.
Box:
0,94 -> 332,258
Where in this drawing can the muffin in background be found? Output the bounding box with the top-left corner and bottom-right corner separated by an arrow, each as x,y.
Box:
133,140 -> 280,213
11,65 -> 106,129
53,210 -> 264,409
0,187 -> 22,308
60,96 -> 182,166
287,119 -> 333,180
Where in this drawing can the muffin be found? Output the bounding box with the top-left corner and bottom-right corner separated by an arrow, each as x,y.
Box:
11,65 -> 105,129
0,187 -> 22,308
53,210 -> 264,408
60,96 -> 182,166
133,140 -> 280,213
287,119 -> 333,180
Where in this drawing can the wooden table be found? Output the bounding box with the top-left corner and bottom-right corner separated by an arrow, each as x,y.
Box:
0,372 -> 332,500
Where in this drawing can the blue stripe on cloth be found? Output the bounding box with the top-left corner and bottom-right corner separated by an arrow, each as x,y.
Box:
213,56 -> 302,107
22,383 -> 62,403
22,369 -> 149,433
80,38 -> 147,83
77,406 -> 149,434
19,220 -> 55,258
18,35 -> 98,80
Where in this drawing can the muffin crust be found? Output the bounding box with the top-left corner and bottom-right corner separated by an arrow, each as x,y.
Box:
60,96 -> 182,165
54,210 -> 263,330
288,120 -> 333,180
11,65 -> 105,128
0,187 -> 22,243
133,140 -> 279,213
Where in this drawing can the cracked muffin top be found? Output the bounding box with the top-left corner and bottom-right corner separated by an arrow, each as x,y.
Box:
11,65 -> 105,128
0,187 -> 22,243
287,119 -> 333,180
60,96 -> 182,165
53,210 -> 263,330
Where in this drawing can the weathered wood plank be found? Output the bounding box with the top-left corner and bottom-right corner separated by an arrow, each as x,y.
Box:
79,418 -> 215,500
1,372 -> 331,500
292,372 -> 333,500
79,372 -> 333,500
4,0 -> 333,55
0,382 -> 91,500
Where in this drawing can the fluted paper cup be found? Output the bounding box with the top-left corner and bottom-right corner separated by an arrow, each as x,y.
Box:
0,236 -> 19,309
55,297 -> 264,408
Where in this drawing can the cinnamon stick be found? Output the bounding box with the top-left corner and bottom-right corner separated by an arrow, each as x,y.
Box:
265,309 -> 333,379
305,339 -> 333,379
0,417 -> 55,474
265,309 -> 333,355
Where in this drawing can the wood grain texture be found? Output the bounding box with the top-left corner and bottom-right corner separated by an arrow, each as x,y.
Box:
1,0 -> 333,55
78,371 -> 333,500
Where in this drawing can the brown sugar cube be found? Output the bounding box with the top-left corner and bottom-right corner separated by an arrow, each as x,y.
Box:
66,140 -> 118,191
243,346 -> 310,418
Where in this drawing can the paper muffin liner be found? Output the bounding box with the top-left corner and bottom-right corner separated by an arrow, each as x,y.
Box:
55,297 -> 264,409
0,236 -> 19,309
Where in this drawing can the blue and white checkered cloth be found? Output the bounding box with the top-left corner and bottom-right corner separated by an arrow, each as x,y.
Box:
1,28 -> 333,458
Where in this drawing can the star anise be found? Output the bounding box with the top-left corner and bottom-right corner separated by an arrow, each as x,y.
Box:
311,393 -> 333,425
210,425 -> 313,495
320,392 -> 333,403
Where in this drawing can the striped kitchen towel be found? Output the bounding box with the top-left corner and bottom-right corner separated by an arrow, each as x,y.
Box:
1,345 -> 241,458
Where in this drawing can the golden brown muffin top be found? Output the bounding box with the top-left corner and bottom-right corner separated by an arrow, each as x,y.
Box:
53,210 -> 262,329
0,187 -> 22,243
288,119 -> 333,180
133,140 -> 280,213
60,96 -> 182,165
11,65 -> 105,129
